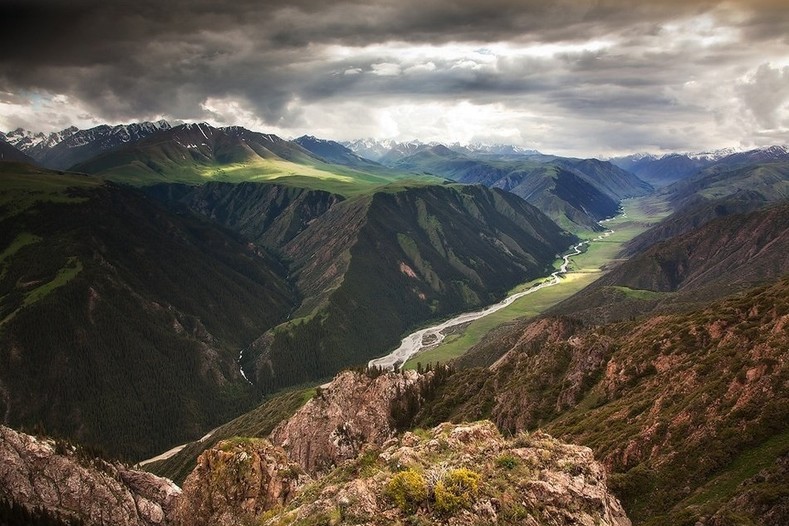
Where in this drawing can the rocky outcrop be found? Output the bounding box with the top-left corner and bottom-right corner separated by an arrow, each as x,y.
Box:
265,421 -> 631,526
0,425 -> 180,526
270,370 -> 425,473
174,438 -> 308,526
171,368 -> 630,526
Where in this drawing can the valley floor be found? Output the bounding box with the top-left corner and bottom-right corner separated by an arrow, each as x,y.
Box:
403,195 -> 671,368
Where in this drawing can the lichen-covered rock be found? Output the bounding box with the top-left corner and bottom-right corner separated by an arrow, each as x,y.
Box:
270,369 -> 425,473
174,437 -> 308,526
264,421 -> 632,526
0,425 -> 180,526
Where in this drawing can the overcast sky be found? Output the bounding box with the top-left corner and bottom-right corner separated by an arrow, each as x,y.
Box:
0,0 -> 787,157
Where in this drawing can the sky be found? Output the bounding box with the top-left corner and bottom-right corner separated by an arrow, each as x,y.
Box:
0,0 -> 787,157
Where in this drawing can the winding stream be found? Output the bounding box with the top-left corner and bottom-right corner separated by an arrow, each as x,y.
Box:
368,225 -> 616,370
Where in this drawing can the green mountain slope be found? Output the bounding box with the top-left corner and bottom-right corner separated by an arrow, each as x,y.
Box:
244,184 -> 576,392
546,201 -> 789,325
391,146 -> 651,232
71,123 -> 412,195
145,181 -> 344,251
664,161 -> 789,210
621,194 -> 769,257
0,169 -> 296,460
598,203 -> 789,294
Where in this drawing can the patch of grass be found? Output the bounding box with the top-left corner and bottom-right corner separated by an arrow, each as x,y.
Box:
495,453 -> 519,470
611,286 -> 666,300
22,256 -> 82,307
218,436 -> 261,451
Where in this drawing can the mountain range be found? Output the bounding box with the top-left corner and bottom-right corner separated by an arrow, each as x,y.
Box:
1,120 -> 788,525
611,145 -> 789,187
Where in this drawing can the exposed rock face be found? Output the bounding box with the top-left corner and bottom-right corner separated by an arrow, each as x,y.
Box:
0,425 -> 180,526
175,438 -> 307,526
270,370 -> 425,473
266,421 -> 631,526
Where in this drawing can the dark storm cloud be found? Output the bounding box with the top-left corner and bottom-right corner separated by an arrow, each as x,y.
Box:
0,0 -> 787,152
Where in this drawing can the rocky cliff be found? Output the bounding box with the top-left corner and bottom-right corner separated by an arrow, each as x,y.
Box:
0,426 -> 180,526
278,421 -> 631,526
175,438 -> 307,526
270,370 -> 426,473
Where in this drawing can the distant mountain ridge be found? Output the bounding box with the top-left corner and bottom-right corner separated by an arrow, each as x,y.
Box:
611,145 -> 789,187
342,137 -> 541,164
3,121 -> 172,169
384,143 -> 651,231
294,135 -> 384,169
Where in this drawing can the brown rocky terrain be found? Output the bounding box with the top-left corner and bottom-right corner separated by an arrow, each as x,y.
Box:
411,277 -> 789,524
0,425 -> 180,526
270,369 -> 427,473
174,420 -> 630,526
271,421 -> 631,525
175,438 -> 308,526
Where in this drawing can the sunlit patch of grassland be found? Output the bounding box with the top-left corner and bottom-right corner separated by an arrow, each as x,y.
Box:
23,256 -> 83,307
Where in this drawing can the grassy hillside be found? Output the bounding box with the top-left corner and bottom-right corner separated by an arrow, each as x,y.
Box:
0,169 -> 296,460
72,123 -> 418,195
0,163 -> 103,219
664,161 -> 789,209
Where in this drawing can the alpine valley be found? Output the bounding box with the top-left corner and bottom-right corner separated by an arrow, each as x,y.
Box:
1,121 -> 787,526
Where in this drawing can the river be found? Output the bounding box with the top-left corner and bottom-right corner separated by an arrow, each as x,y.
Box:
368,225 -> 616,370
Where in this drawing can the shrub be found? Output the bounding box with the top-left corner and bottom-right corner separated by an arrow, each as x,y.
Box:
385,469 -> 428,512
495,454 -> 518,470
434,468 -> 480,514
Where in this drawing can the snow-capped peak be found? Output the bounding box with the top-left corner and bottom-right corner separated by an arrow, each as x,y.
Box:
686,147 -> 739,161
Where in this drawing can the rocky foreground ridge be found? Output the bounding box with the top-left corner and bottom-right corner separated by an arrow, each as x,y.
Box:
176,421 -> 631,526
0,425 -> 180,526
1,370 -> 631,526
174,370 -> 630,525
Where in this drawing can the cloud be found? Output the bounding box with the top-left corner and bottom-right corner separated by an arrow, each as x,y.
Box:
0,0 -> 787,154
371,63 -> 401,76
737,63 -> 789,129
